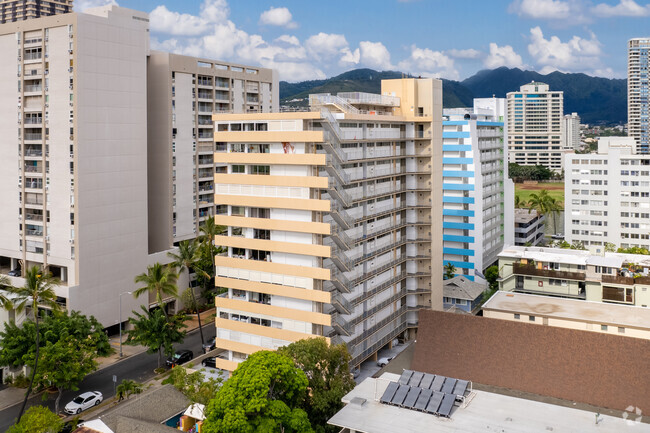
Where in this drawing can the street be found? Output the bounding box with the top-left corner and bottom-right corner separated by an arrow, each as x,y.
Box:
0,324 -> 215,432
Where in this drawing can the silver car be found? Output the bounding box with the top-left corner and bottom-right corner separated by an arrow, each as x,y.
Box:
64,391 -> 103,415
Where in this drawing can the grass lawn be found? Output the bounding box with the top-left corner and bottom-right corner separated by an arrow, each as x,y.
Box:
515,182 -> 564,206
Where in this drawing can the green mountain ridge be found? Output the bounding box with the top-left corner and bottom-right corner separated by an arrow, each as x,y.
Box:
280,67 -> 626,125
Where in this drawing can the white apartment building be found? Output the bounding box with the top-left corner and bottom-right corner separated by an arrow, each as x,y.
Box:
563,112 -> 580,151
442,98 -> 514,279
507,82 -> 564,172
211,79 -> 443,370
0,6 -> 277,332
628,38 -> 650,154
564,137 -> 650,253
147,52 -> 277,253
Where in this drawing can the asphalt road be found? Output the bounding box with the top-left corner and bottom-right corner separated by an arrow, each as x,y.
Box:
0,324 -> 215,432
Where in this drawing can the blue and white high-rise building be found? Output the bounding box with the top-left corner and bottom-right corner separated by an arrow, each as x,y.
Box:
629,38 -> 650,154
442,98 -> 514,280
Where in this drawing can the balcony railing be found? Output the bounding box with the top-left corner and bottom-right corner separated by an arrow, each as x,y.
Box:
512,263 -> 586,281
602,274 -> 650,285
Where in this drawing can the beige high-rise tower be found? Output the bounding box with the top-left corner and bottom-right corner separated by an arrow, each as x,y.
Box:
0,0 -> 72,23
211,78 -> 443,371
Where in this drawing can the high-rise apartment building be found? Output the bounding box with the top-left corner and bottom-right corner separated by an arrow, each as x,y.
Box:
507,82 -> 564,172
563,112 -> 580,151
0,0 -> 72,23
211,79 -> 442,370
147,52 -> 277,253
442,98 -> 514,279
0,6 -> 278,332
628,38 -> 650,154
564,137 -> 650,254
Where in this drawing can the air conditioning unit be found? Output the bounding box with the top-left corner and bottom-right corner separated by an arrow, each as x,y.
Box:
68,50 -> 72,54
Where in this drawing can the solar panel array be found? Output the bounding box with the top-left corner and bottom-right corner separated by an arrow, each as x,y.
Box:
379,370 -> 470,418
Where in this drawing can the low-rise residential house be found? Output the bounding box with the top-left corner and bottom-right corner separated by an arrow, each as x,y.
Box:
443,276 -> 486,314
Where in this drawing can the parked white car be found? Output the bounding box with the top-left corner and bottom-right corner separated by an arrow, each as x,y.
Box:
64,391 -> 103,415
377,357 -> 393,367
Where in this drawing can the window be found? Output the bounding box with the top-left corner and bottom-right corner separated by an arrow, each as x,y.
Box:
529,315 -> 535,322
602,286 -> 633,304
250,165 -> 270,175
514,314 -> 520,320
618,327 -> 625,334
601,324 -> 608,331
231,165 -> 245,173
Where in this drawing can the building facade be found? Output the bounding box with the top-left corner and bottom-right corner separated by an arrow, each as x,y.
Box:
0,0 -> 71,23
514,208 -> 545,246
442,98 -> 514,279
564,137 -> 650,253
498,245 -> 650,307
147,52 -> 277,253
507,82 -> 564,172
628,38 -> 649,154
562,112 -> 580,151
211,79 -> 443,371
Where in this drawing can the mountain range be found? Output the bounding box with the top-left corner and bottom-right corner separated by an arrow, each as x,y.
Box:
279,67 -> 627,125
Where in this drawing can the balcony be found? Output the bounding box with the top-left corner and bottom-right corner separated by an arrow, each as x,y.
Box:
602,274 -> 650,285
24,133 -> 43,141
512,263 -> 586,281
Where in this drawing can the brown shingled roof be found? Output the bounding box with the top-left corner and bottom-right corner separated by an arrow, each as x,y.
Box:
412,310 -> 650,413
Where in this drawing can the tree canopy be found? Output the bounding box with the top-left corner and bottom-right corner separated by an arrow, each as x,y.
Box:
162,365 -> 224,405
508,163 -> 554,182
7,405 -> 62,433
203,351 -> 313,433
0,310 -> 111,369
125,306 -> 186,368
278,338 -> 355,433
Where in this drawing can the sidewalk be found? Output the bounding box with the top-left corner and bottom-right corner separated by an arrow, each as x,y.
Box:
0,308 -> 216,412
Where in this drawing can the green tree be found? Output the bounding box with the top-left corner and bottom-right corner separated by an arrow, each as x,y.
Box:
484,266 -> 499,292
29,335 -> 98,414
443,262 -> 456,280
7,405 -> 62,433
0,274 -> 13,310
116,379 -> 144,401
514,194 -> 523,209
617,246 -> 650,255
203,351 -> 313,433
570,240 -> 586,250
546,197 -> 563,235
8,266 -> 60,423
527,189 -> 551,216
198,216 -> 226,297
133,263 -> 179,320
604,242 -> 617,252
168,240 -> 207,350
162,365 -> 224,405
0,310 -> 111,370
278,338 -> 355,433
125,306 -> 187,369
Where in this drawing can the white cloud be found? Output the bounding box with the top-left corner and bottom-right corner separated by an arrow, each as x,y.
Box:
305,33 -> 349,61
340,48 -> 361,66
527,26 -> 602,74
398,46 -> 458,80
592,0 -> 650,16
275,35 -> 301,46
149,0 -> 229,36
509,0 -> 572,18
259,6 -> 297,29
446,48 -> 482,59
358,41 -> 393,70
484,43 -> 525,69
74,0 -> 117,11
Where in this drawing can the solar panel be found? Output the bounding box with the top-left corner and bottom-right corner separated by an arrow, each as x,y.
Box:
441,378 -> 457,394
424,391 -> 444,414
409,371 -> 424,387
438,393 -> 456,418
414,388 -> 432,411
420,373 -> 434,390
380,382 -> 399,404
403,386 -> 421,407
398,370 -> 413,385
391,384 -> 409,406
453,379 -> 469,398
430,375 -> 445,392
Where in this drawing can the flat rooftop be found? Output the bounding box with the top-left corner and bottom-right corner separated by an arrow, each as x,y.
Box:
328,373 -> 649,433
514,208 -> 543,224
499,245 -> 650,268
483,291 -> 650,331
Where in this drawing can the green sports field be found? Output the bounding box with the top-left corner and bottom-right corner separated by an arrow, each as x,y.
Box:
515,182 -> 564,207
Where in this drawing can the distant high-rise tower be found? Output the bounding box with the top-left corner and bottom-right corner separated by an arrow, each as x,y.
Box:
628,38 -> 650,154
0,0 -> 72,23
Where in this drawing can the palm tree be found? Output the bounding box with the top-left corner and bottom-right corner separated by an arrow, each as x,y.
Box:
546,197 -> 563,235
9,266 -> 60,423
168,240 -> 207,349
527,189 -> 551,216
443,262 -> 456,280
199,216 -> 225,297
514,194 -> 522,209
133,263 -> 179,320
0,275 -> 13,310
116,379 -> 144,401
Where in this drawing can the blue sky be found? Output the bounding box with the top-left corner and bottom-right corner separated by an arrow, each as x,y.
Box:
75,0 -> 650,82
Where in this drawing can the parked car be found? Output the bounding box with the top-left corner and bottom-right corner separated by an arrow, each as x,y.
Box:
377,357 -> 393,367
166,349 -> 193,367
8,268 -> 20,277
60,420 -> 84,433
352,368 -> 361,379
64,392 -> 102,415
202,356 -> 217,369
202,337 -> 216,353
